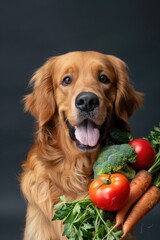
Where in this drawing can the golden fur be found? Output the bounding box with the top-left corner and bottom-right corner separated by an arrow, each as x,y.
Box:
20,51 -> 143,240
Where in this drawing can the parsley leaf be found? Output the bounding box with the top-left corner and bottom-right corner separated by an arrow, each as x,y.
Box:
52,198 -> 122,240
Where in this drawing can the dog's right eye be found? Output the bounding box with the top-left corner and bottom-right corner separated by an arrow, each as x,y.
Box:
61,76 -> 72,86
99,74 -> 110,84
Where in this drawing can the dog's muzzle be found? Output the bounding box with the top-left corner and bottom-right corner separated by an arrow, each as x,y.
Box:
66,92 -> 107,151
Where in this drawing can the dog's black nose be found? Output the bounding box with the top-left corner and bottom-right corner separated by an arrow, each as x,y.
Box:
75,92 -> 99,112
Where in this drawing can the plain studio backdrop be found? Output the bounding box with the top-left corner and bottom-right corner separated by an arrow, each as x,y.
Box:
0,1 -> 160,239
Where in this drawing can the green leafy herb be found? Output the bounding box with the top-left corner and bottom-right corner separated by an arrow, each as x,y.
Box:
146,123 -> 160,153
109,128 -> 134,144
52,198 -> 122,240
146,123 -> 160,176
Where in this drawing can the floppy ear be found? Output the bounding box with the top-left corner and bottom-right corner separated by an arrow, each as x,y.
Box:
24,58 -> 56,128
108,55 -> 144,129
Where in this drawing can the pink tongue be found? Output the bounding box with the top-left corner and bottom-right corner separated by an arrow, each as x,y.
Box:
75,120 -> 100,147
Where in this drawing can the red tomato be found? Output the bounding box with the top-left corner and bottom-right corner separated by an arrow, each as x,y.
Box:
129,138 -> 155,170
89,173 -> 130,211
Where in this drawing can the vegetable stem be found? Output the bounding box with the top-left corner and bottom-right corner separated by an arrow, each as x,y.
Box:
94,206 -> 106,226
153,172 -> 160,188
148,150 -> 160,174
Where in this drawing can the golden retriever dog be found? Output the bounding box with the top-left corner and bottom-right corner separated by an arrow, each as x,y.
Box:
20,51 -> 143,240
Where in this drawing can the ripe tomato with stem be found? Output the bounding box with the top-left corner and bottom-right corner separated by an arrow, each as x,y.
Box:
89,173 -> 130,211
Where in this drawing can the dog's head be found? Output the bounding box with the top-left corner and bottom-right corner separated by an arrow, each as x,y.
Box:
24,51 -> 143,152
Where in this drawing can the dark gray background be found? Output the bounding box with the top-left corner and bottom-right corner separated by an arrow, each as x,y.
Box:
0,0 -> 160,239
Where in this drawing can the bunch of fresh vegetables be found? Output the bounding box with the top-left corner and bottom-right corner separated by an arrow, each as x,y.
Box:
52,123 -> 160,239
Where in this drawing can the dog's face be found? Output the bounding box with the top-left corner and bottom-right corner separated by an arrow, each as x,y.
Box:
24,51 -> 143,152
53,52 -> 117,150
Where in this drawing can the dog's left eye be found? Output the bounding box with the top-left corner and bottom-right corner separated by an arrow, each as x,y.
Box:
99,74 -> 110,84
62,76 -> 72,86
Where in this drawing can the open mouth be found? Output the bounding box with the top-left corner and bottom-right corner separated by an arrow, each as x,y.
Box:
66,119 -> 106,150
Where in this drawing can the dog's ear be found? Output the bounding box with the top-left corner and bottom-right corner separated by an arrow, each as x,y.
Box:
24,57 -> 56,128
108,55 -> 143,129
